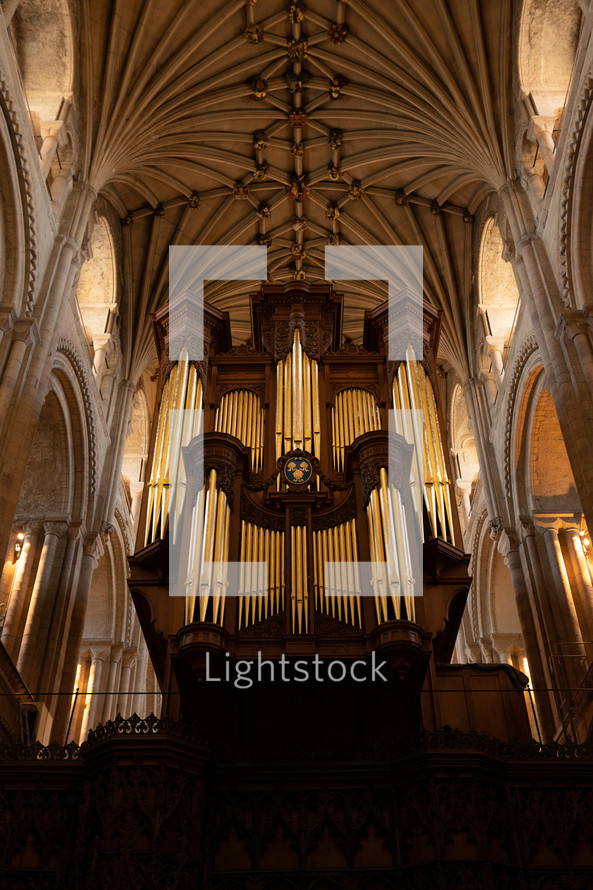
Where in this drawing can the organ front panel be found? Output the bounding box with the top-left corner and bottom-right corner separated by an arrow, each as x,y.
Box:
138,281 -> 459,637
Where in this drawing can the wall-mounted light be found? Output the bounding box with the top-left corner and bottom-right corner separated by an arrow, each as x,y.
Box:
14,531 -> 24,561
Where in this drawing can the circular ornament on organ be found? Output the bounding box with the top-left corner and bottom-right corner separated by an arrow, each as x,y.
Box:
284,456 -> 312,485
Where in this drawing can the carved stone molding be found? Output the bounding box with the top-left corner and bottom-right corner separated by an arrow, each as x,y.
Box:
0,70 -> 38,315
559,73 -> 593,307
502,335 -> 538,498
56,339 -> 98,494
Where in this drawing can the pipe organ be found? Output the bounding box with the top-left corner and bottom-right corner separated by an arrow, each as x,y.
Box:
131,282 -> 474,724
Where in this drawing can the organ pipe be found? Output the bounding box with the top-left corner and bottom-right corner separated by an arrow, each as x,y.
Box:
143,288 -> 455,639
276,330 -> 320,489
392,357 -> 454,543
145,351 -> 203,546
332,388 -> 381,472
215,389 -> 264,471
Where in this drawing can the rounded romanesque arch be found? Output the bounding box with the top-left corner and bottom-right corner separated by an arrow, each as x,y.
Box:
0,80 -> 36,317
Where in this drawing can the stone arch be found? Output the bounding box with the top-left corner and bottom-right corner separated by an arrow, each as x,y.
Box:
449,382 -> 479,531
50,348 -> 95,523
0,76 -> 36,316
513,364 -> 581,518
14,386 -> 71,521
82,547 -> 116,643
465,515 -> 524,665
565,76 -> 593,310
121,385 -> 150,523
55,340 -> 98,502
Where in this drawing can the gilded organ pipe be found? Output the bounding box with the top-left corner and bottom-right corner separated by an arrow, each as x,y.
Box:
214,389 -> 265,472
238,521 -> 285,629
332,388 -> 381,472
145,352 -> 203,546
312,520 -> 362,628
392,358 -> 454,543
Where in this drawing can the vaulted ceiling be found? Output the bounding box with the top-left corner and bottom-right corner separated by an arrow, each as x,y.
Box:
78,0 -> 516,379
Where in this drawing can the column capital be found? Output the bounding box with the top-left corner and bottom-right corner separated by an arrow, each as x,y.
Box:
109,643 -> 124,664
83,534 -> 104,563
0,304 -> 17,336
12,317 -> 40,346
121,648 -> 138,669
555,308 -> 593,344
499,528 -> 520,559
518,514 -> 535,536
485,335 -> 505,354
40,120 -> 64,143
527,115 -> 556,142
488,515 -> 503,540
43,520 -> 69,539
90,646 -> 110,662
533,513 -> 584,533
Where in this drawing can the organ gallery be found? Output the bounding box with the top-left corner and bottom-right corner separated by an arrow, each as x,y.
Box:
130,281 -> 531,745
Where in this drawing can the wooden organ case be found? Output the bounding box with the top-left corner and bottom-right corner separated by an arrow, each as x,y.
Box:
130,282 -> 531,746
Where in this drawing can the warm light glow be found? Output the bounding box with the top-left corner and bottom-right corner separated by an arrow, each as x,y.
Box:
17,532 -> 24,541
584,539 -> 590,548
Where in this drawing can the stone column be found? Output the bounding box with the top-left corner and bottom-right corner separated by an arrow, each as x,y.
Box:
117,650 -> 137,718
40,525 -> 81,700
539,519 -> 587,690
485,336 -> 506,390
69,655 -> 90,743
92,333 -> 112,387
564,523 -> 593,656
455,479 -> 472,523
81,647 -> 110,737
528,115 -> 557,176
100,644 -> 123,725
39,121 -> 64,180
17,521 -> 68,688
0,318 -> 40,436
1,521 -> 41,660
557,311 -> 593,399
502,525 -> 556,738
130,482 -> 145,528
50,533 -> 103,743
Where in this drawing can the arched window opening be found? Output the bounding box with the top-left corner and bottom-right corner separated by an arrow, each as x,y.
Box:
514,374 -> 593,735
450,383 -> 480,532
8,0 -> 75,194
518,0 -> 581,184
75,216 -> 118,393
121,387 -> 151,528
478,218 -> 521,389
